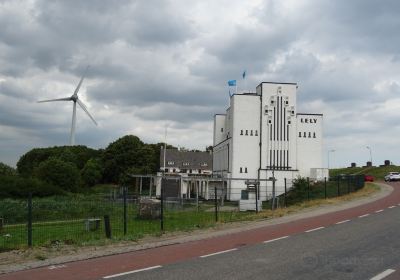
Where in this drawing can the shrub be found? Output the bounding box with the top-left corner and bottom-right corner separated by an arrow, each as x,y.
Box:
36,157 -> 81,192
81,158 -> 103,187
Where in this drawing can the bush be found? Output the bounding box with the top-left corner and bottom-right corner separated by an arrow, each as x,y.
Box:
81,158 -> 103,187
0,175 -> 64,198
36,157 -> 81,192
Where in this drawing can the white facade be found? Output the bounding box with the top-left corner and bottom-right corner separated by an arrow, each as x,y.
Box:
213,82 -> 325,201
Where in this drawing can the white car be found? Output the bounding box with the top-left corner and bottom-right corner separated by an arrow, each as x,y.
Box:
384,172 -> 400,182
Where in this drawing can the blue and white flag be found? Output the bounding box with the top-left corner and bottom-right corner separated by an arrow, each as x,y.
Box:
242,70 -> 246,79
228,80 -> 236,86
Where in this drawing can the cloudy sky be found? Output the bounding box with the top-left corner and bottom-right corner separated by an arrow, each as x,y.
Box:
1,0 -> 400,168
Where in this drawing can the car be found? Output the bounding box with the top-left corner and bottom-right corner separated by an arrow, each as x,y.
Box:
384,172 -> 400,182
364,175 -> 374,182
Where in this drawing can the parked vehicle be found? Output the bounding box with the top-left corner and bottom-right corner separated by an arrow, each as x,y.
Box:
384,172 -> 400,182
364,175 -> 374,182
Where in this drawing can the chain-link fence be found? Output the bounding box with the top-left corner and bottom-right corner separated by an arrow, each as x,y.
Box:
0,175 -> 365,251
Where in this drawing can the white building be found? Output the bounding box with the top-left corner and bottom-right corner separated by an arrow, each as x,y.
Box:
213,82 -> 327,201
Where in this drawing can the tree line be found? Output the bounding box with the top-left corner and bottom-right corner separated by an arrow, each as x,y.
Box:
0,135 -> 178,197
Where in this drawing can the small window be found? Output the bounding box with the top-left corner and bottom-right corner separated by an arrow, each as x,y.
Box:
250,130 -> 253,136
198,169 -> 202,173
240,130 -> 243,135
268,120 -> 272,124
288,121 -> 291,125
255,130 -> 258,136
240,167 -> 243,173
221,128 -> 223,132
189,169 -> 192,173
271,100 -> 275,105
313,132 -> 316,138
308,132 -> 311,138
303,132 -> 306,138
285,101 -> 289,105
173,168 -> 176,173
299,132 -> 302,138
245,130 -> 248,135
245,167 -> 248,173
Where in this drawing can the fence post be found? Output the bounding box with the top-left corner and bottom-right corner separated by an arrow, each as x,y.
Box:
347,176 -> 350,194
307,177 -> 310,201
255,181 -> 259,214
27,192 -> 32,247
123,186 -> 127,235
160,182 -> 164,231
104,215 -> 112,239
337,176 -> 340,196
214,186 -> 218,222
324,177 -> 327,199
284,178 -> 287,207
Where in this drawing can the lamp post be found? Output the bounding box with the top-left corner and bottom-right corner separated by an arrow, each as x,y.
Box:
366,146 -> 372,166
328,149 -> 336,169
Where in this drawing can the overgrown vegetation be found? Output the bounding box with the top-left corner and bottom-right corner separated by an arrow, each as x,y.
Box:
0,135 -> 181,198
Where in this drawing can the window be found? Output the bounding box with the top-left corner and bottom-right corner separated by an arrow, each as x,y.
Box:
285,101 -> 289,105
183,162 -> 190,166
245,167 -> 248,173
240,167 -> 243,173
246,130 -> 248,135
221,128 -> 223,132
250,130 -> 253,136
299,132 -> 302,137
268,120 -> 272,124
189,169 -> 192,173
303,132 -> 306,138
240,130 -> 243,135
198,169 -> 202,173
173,168 -> 176,173
313,132 -> 316,138
167,161 -> 174,165
288,121 -> 291,124
255,130 -> 258,136
308,132 -> 311,138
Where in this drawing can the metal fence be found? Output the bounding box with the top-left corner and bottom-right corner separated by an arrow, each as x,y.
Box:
0,175 -> 365,251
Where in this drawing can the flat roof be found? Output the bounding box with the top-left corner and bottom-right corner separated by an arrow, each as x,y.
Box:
258,81 -> 298,86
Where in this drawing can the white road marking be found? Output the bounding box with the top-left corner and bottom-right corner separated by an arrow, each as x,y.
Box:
103,266 -> 162,279
263,236 -> 289,244
200,248 -> 238,258
358,214 -> 370,218
370,269 -> 395,280
388,205 -> 396,209
335,220 -> 350,224
305,227 -> 325,233
375,210 -> 384,213
48,265 -> 66,270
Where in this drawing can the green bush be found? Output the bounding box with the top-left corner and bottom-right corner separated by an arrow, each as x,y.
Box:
36,157 -> 81,192
81,158 -> 103,187
0,175 -> 64,198
0,162 -> 16,176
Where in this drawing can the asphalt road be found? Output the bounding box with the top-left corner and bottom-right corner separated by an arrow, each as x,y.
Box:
105,202 -> 400,280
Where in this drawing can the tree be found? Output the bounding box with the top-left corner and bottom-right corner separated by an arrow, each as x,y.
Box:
36,157 -> 81,192
81,158 -> 103,187
0,162 -> 16,176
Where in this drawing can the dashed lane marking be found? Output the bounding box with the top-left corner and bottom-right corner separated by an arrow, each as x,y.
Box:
200,248 -> 238,258
263,236 -> 289,244
375,210 -> 384,213
388,205 -> 396,209
358,214 -> 370,218
335,220 -> 350,224
103,266 -> 162,279
370,269 -> 395,280
305,227 -> 325,233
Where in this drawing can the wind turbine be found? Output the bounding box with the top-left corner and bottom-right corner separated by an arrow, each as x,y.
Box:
38,66 -> 97,146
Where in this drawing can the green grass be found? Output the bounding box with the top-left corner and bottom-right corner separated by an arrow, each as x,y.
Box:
330,165 -> 400,180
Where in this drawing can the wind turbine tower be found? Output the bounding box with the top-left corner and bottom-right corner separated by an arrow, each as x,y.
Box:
38,66 -> 97,146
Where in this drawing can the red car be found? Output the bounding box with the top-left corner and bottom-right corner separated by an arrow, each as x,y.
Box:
364,175 -> 374,182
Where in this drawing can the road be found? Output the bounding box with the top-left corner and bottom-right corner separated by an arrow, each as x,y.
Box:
2,182 -> 400,280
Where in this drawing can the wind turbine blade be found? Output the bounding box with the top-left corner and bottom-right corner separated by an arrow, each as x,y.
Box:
37,97 -> 72,103
73,65 -> 90,96
77,99 -> 97,126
